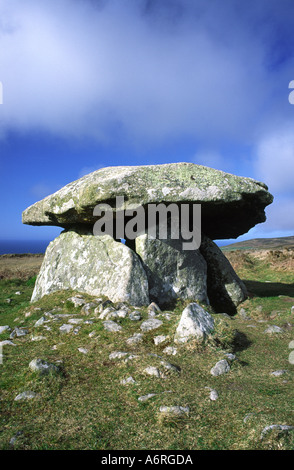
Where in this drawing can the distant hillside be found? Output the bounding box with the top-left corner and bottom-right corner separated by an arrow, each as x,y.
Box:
221,235 -> 294,251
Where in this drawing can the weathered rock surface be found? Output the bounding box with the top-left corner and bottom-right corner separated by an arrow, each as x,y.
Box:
136,232 -> 208,306
31,230 -> 149,306
200,234 -> 247,314
29,358 -> 61,376
22,163 -> 273,240
174,302 -> 214,343
210,359 -> 231,376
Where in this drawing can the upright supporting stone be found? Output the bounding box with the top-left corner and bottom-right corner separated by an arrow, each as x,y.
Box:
135,232 -> 208,307
200,234 -> 247,314
31,230 -> 149,306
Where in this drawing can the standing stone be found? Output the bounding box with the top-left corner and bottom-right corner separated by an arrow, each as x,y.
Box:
136,232 -> 208,307
174,302 -> 214,343
200,234 -> 247,314
31,230 -> 149,307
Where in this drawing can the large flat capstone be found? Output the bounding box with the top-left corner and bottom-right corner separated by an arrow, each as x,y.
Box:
22,162 -> 273,240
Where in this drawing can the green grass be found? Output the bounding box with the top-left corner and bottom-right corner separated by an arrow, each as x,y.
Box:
0,256 -> 294,450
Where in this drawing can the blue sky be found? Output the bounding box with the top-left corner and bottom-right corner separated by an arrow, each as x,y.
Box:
0,0 -> 294,246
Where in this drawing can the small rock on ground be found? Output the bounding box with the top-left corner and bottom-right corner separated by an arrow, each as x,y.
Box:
210,359 -> 230,376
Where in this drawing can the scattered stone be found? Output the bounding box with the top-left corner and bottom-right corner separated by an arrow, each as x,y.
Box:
103,321 -> 123,332
243,413 -> 255,423
264,325 -> 284,334
10,328 -> 29,339
68,318 -> 84,324
0,340 -> 16,347
99,307 -> 118,320
5,298 -> 12,304
78,347 -> 89,354
129,312 -> 142,321
29,358 -> 61,375
154,335 -> 168,345
0,325 -> 12,334
148,302 -> 161,313
120,376 -> 136,385
140,318 -> 163,332
67,296 -> 86,307
210,359 -> 230,376
14,391 -> 38,401
239,308 -> 250,319
163,346 -> 177,356
59,324 -> 74,334
144,366 -> 165,378
73,327 -> 81,335
126,333 -> 143,345
162,312 -> 173,321
34,316 -> 47,327
138,393 -> 157,402
31,335 -> 47,342
210,390 -> 219,401
94,300 -> 114,314
159,406 -> 190,418
224,353 -> 236,362
109,351 -> 129,360
89,331 -> 98,338
115,309 -> 129,319
206,388 -> 219,401
81,302 -> 97,315
288,340 -> 294,349
15,291 -> 21,295
9,431 -> 24,447
271,370 -> 288,377
174,302 -> 214,343
260,424 -> 294,440
160,360 -> 180,374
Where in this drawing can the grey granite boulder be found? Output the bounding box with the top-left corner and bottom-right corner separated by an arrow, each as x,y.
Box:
174,302 -> 214,343
31,230 -> 149,306
136,231 -> 208,307
210,359 -> 231,376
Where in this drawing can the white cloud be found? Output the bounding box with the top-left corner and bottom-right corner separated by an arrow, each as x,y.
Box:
0,0 -> 281,146
255,125 -> 294,195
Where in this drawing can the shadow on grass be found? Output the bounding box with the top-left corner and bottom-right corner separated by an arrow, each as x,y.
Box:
232,331 -> 252,357
244,280 -> 294,298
